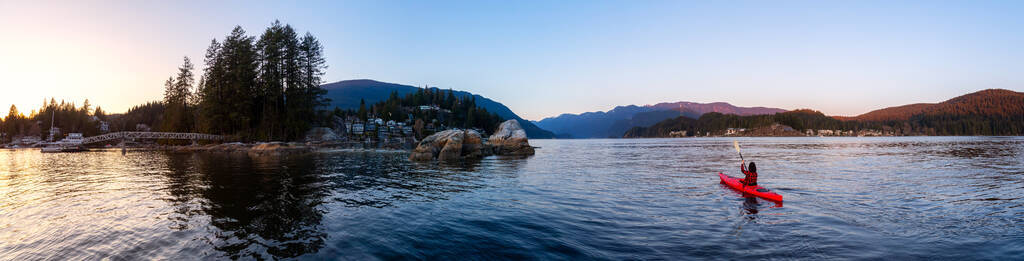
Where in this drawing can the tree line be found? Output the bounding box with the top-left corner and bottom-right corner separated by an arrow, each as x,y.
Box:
2,20 -> 330,144
1,99 -> 109,143
622,110 -> 840,138
623,109 -> 1024,138
163,20 -> 329,141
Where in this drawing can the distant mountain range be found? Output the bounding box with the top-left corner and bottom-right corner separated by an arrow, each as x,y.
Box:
534,102 -> 786,138
320,79 -> 555,138
624,89 -> 1024,137
319,80 -> 1022,139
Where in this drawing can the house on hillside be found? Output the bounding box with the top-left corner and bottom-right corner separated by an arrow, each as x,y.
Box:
669,130 -> 688,137
725,128 -> 746,136
352,123 -> 364,135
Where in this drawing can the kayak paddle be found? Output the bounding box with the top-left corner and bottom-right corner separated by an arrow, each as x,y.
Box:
733,140 -> 744,161
734,140 -> 745,189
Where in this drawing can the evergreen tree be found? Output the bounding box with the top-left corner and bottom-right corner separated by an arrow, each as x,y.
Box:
161,57 -> 195,134
358,99 -> 368,121
198,26 -> 259,140
94,106 -> 106,121
255,21 -> 289,140
3,105 -> 20,142
175,57 -> 195,107
162,76 -> 178,105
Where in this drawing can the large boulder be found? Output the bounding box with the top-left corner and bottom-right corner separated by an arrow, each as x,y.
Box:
461,129 -> 490,158
409,129 -> 487,161
488,120 -> 535,156
437,131 -> 464,161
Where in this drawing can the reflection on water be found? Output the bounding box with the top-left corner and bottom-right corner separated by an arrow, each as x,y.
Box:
1,137 -> 1023,259
178,154 -> 328,259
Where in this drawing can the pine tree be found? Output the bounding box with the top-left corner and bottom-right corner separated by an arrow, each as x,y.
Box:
3,105 -> 19,142
358,99 -> 367,121
163,76 -> 177,105
299,32 -> 329,126
175,56 -> 194,108
161,57 -> 195,134
160,22 -> 333,141
256,21 -> 288,140
94,106 -> 106,121
199,26 -> 259,140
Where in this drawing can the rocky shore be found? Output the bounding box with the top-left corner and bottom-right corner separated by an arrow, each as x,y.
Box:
409,120 -> 536,161
165,142 -> 315,157
9,120 -> 539,161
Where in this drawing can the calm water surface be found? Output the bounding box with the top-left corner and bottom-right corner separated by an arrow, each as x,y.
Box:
1,137 -> 1022,260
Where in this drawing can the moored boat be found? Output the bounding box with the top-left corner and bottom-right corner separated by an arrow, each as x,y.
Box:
40,133 -> 88,153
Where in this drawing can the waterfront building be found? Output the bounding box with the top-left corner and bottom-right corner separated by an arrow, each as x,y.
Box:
352,123 -> 365,135
60,133 -> 84,145
418,105 -> 440,111
725,128 -> 746,136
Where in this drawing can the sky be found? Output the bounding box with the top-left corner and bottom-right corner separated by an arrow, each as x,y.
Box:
1,1 -> 1022,121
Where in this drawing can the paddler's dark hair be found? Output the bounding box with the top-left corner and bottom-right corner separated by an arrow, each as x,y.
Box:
749,162 -> 756,173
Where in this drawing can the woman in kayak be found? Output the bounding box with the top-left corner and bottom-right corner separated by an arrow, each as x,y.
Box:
740,161 -> 757,186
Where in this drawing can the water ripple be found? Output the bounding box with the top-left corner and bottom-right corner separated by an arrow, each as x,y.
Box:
1,137 -> 1023,259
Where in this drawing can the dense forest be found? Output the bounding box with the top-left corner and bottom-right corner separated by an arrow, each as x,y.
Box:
1,99 -> 106,142
185,21 -> 330,141
624,89 -> 1024,137
112,102 -> 166,132
623,110 -> 853,137
1,21 -> 329,144
332,87 -> 505,134
147,21 -> 330,141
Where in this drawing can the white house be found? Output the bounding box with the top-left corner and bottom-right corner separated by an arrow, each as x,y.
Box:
725,128 -> 746,135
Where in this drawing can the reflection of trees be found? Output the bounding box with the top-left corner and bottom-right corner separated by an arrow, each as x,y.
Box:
161,153 -> 205,231
163,153 -> 329,259
323,152 -> 489,208
321,152 -> 526,209
158,151 -> 527,259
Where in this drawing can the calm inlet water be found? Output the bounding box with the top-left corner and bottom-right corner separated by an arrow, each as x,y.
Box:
1,137 -> 1023,260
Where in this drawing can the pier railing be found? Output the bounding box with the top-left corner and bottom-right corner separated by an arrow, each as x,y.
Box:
81,132 -> 224,145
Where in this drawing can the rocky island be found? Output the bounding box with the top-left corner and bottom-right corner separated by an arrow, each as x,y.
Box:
409,120 -> 535,161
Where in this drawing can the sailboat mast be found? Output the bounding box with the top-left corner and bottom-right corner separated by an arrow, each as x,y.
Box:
49,110 -> 55,141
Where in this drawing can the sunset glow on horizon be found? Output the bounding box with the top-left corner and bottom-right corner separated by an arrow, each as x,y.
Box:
2,1 -> 1023,120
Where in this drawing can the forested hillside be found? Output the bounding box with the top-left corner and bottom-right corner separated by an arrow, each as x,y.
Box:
624,89 -> 1024,137
330,88 -> 505,134
321,79 -> 555,138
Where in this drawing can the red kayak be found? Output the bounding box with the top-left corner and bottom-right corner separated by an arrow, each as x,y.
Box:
719,173 -> 783,202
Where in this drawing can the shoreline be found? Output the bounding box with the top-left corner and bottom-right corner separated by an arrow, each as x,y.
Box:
1,141 -> 415,156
